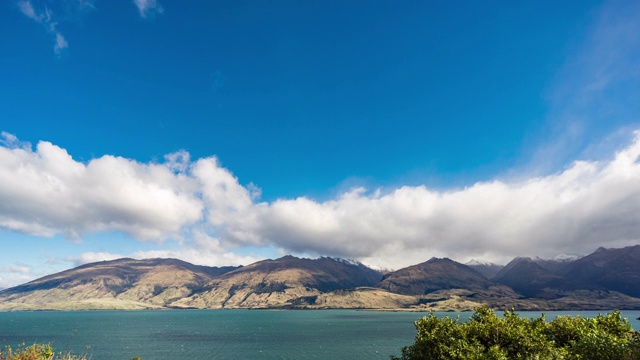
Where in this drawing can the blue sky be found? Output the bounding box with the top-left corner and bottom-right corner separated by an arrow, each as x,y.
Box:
1,0 -> 640,288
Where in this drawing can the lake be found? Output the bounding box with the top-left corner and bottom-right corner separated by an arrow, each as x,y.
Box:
1,309 -> 639,359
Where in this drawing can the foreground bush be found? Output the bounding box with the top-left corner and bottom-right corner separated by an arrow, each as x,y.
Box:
0,343 -> 86,360
0,344 -> 141,360
393,307 -> 640,360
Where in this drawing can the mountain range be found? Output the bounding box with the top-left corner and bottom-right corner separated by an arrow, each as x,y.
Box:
1,245 -> 640,311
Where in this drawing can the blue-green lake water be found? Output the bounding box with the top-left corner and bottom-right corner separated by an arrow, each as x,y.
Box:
0,310 -> 639,359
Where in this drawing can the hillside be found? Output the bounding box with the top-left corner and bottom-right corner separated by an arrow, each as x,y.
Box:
1,247 -> 640,311
171,256 -> 384,308
0,258 -> 239,310
490,246 -> 640,299
493,258 -> 572,298
377,258 -> 493,295
563,245 -> 640,297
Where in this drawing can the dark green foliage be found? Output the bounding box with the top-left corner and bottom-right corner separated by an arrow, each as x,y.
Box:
392,307 -> 640,360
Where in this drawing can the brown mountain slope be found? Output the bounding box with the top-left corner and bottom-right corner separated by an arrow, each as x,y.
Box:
493,258 -> 572,298
0,258 -> 239,310
171,256 -> 383,309
2,246 -> 640,311
532,258 -> 575,275
563,245 -> 640,297
377,258 -> 493,295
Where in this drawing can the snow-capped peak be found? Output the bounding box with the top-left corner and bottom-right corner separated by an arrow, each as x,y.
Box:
534,254 -> 582,262
465,259 -> 498,266
327,257 -> 364,267
550,254 -> 581,262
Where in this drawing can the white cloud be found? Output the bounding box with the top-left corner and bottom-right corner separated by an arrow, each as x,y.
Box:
0,263 -> 36,289
0,136 -> 203,241
0,131 -> 31,150
3,131 -> 640,270
191,157 -> 256,231
130,238 -> 260,267
133,0 -> 164,18
71,251 -> 124,266
9,265 -> 31,275
207,133 -> 640,268
164,150 -> 190,173
70,232 -> 259,269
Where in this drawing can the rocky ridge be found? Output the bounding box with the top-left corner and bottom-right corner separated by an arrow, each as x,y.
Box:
1,246 -> 640,311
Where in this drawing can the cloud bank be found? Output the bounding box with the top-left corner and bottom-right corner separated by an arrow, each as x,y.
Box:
0,133 -> 208,240
2,131 -> 640,268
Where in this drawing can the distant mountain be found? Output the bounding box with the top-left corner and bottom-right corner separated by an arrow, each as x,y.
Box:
171,255 -> 384,309
563,245 -> 640,297
2,246 -> 640,311
377,258 -> 493,295
493,258 -> 572,298
465,259 -> 504,279
492,247 -> 640,300
531,257 -> 576,275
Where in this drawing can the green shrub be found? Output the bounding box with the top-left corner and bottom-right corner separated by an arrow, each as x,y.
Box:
0,343 -> 87,360
392,307 -> 640,360
0,343 -> 142,360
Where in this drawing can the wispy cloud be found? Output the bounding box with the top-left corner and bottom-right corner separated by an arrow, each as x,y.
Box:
0,131 -> 31,150
15,0 -> 162,55
16,0 -> 97,56
0,263 -> 35,289
17,0 -> 41,21
54,32 -> 68,55
528,0 -> 640,173
17,0 -> 70,56
133,0 -> 164,18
